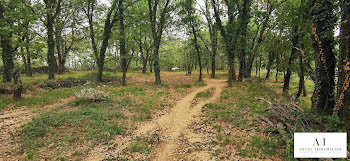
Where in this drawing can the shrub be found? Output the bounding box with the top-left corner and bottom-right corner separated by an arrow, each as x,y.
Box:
40,78 -> 86,89
75,88 -> 109,102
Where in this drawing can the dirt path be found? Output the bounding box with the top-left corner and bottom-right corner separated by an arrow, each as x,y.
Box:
87,78 -> 225,161
0,96 -> 75,160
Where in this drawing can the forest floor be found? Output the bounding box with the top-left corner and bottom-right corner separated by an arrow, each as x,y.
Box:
0,71 -> 313,160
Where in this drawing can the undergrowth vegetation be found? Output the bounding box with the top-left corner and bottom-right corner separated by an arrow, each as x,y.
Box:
202,74 -> 312,159
3,71 -> 200,160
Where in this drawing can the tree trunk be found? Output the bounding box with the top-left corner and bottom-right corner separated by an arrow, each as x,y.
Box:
86,0 -> 118,82
25,36 -> 32,77
47,14 -> 56,80
12,69 -> 23,100
310,0 -> 337,116
0,3 -> 14,82
266,52 -> 275,79
255,55 -> 258,76
56,27 -> 64,73
119,0 -> 127,86
238,0 -> 252,82
139,40 -> 148,74
205,0 -> 217,78
148,0 -> 170,85
336,0 -> 350,140
283,26 -> 299,93
211,0 -> 237,87
296,54 -> 306,99
45,0 -> 61,80
259,56 -> 261,77
188,16 -> 202,82
245,9 -> 273,78
149,58 -> 153,73
1,36 -> 14,82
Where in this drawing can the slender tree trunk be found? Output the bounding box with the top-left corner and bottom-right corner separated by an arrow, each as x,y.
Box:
283,26 -> 299,93
153,41 -> 161,84
12,69 -> 23,100
139,41 -> 147,73
119,0 -> 127,86
21,46 -> 28,73
149,58 -> 153,73
310,0 -> 337,115
259,56 -> 261,77
266,51 -> 275,79
56,27 -> 63,73
255,55 -> 258,76
86,0 -> 118,82
204,0 -> 217,78
25,36 -> 32,77
296,54 -> 306,99
246,9 -> 273,78
189,20 -> 202,82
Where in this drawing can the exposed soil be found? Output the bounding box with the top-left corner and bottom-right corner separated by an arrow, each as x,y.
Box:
0,96 -> 75,160
86,78 -> 226,160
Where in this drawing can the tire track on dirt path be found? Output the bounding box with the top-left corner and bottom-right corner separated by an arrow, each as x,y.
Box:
0,96 -> 75,160
147,79 -> 225,161
86,79 -> 225,161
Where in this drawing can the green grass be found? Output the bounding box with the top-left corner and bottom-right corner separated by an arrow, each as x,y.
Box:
19,107 -> 126,158
202,74 -> 304,159
174,83 -> 192,89
196,89 -> 213,98
125,137 -> 151,154
250,136 -> 281,156
0,88 -> 77,110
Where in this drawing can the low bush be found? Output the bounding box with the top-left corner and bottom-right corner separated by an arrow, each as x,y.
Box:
75,88 -> 109,102
40,78 -> 87,89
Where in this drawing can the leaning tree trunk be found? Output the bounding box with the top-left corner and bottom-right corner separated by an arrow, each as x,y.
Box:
189,20 -> 202,82
283,26 -> 299,93
335,0 -> 350,140
97,23 -> 113,82
310,0 -> 337,116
